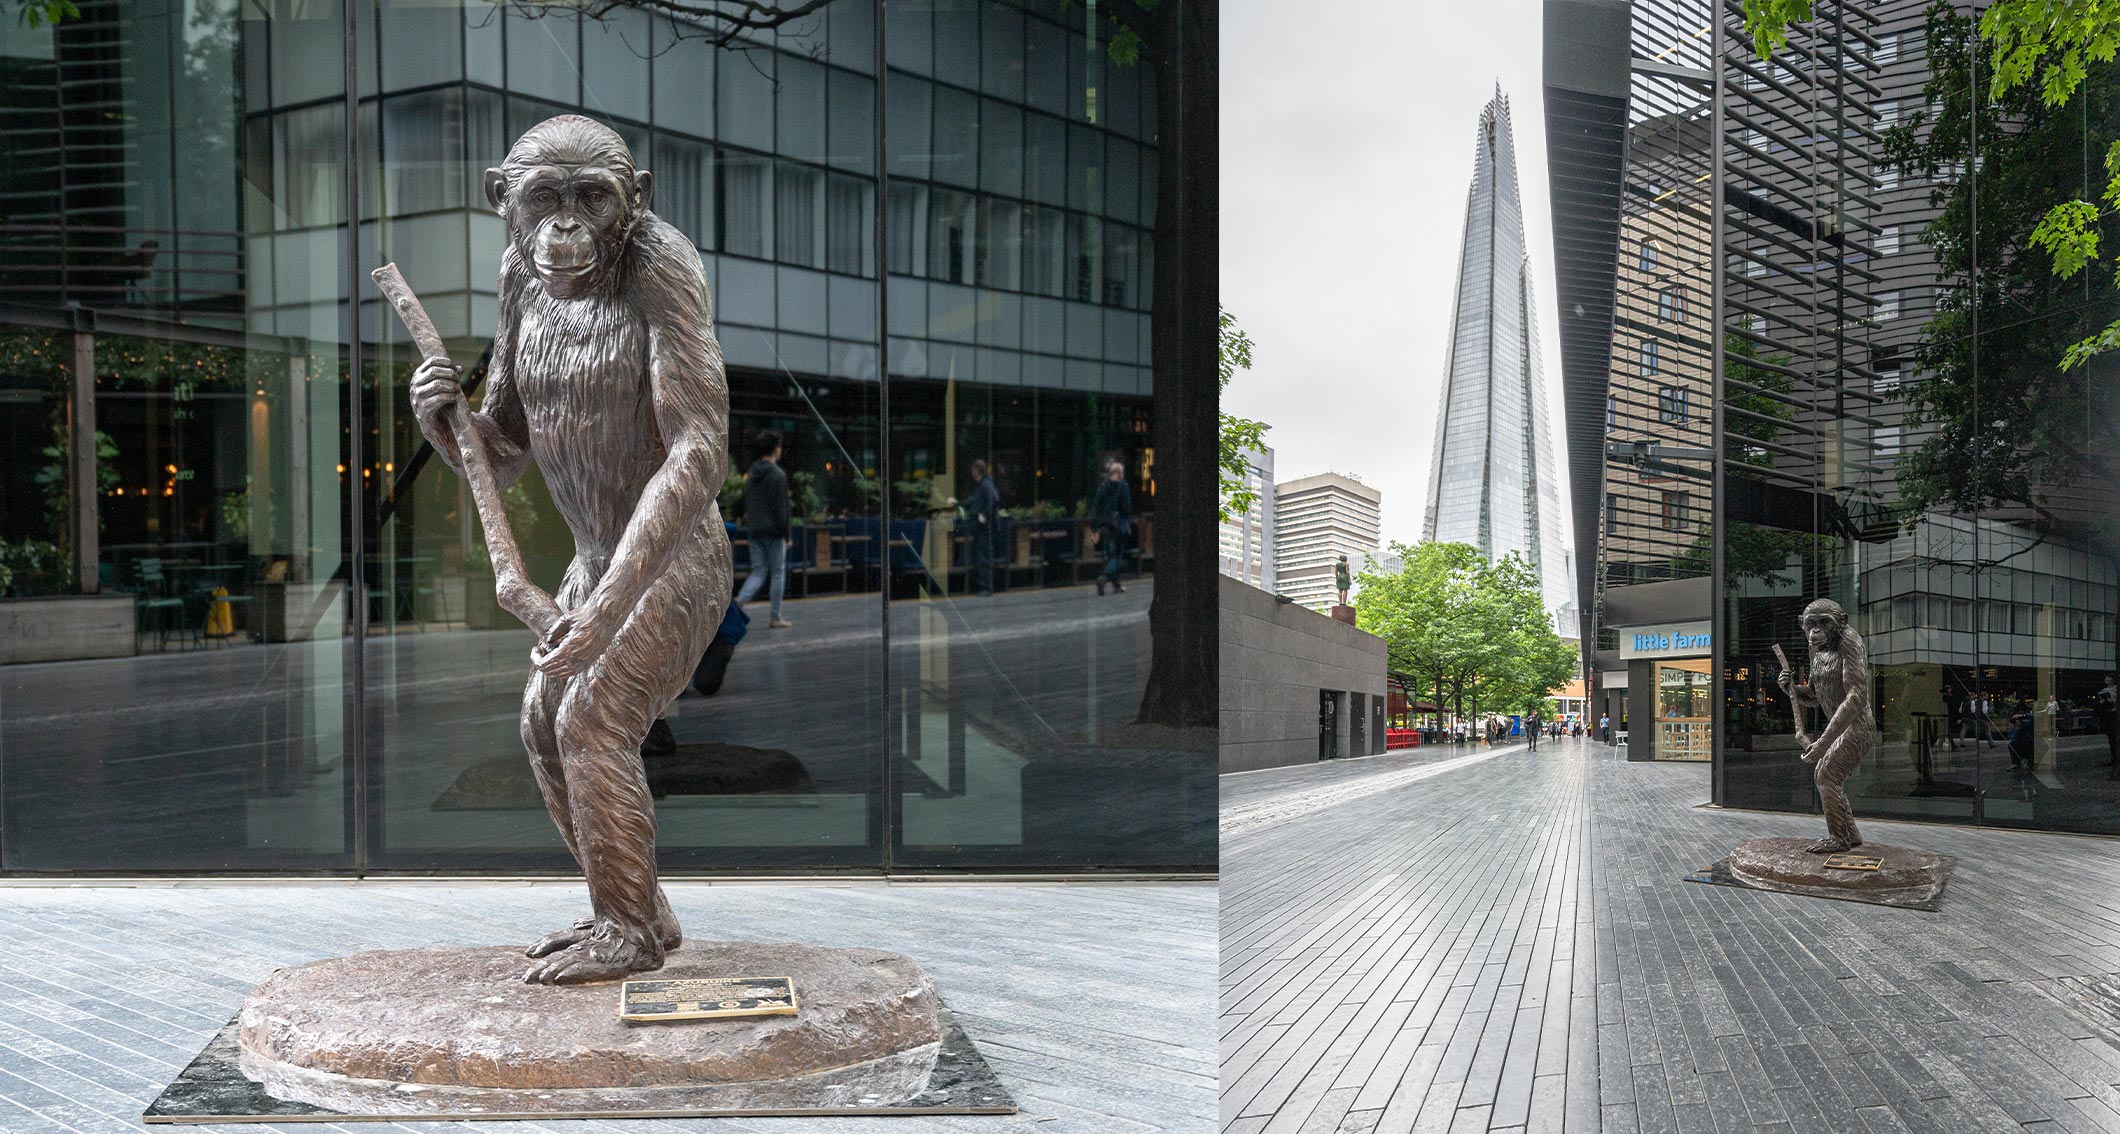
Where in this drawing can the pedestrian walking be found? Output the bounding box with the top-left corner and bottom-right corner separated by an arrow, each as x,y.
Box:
734,429 -> 793,629
966,459 -> 999,597
1526,711 -> 1540,751
1090,458 -> 1133,596
1599,713 -> 1611,745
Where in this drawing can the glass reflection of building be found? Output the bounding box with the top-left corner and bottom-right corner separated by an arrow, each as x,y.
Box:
0,0 -> 1213,873
1552,0 -> 2120,834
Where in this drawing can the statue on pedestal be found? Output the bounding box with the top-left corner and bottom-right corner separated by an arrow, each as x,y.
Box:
1775,597 -> 1874,854
1334,554 -> 1351,607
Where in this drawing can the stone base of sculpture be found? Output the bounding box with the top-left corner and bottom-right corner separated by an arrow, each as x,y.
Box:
1693,836 -> 1951,911
224,941 -> 956,1117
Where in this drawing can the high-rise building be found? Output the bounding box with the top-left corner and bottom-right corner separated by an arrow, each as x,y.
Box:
1423,87 -> 1575,638
1274,472 -> 1381,611
1219,444 -> 1276,591
1549,0 -> 2120,834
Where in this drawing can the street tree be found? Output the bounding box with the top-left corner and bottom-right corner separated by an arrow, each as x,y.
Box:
1356,542 -> 1575,738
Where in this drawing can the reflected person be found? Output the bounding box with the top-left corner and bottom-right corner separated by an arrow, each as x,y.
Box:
1090,458 -> 1133,596
734,429 -> 792,629
967,459 -> 999,597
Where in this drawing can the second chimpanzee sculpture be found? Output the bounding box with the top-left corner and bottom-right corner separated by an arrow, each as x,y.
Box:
411,115 -> 730,984
1776,597 -> 1875,854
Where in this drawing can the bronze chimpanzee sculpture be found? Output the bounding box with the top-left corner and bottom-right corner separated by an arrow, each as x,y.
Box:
409,115 -> 730,984
1776,597 -> 1875,854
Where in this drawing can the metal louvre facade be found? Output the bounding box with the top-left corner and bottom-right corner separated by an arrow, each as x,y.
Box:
1556,0 -> 2120,830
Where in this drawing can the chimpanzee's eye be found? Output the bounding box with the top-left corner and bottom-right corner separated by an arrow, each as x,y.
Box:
530,187 -> 559,211
583,187 -> 610,211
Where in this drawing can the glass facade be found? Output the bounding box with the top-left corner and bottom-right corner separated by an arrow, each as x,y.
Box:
0,0 -> 1213,873
1713,1 -> 2120,836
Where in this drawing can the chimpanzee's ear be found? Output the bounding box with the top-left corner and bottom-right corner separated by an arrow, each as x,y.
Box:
483,168 -> 508,214
632,169 -> 654,213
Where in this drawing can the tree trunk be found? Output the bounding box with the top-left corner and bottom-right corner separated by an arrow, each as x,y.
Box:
1135,0 -> 1218,729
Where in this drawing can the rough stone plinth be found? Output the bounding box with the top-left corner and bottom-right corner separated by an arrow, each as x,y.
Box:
235,941 -> 942,1115
1725,837 -> 1948,908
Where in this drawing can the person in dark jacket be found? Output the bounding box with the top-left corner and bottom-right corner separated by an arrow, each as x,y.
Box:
734,429 -> 793,628
1090,458 -> 1132,596
967,459 -> 1000,597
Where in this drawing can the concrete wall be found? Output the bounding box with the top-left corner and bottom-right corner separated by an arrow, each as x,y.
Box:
1220,576 -> 1390,773
0,595 -> 136,664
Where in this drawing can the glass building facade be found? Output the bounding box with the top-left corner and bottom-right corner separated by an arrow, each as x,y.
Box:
1554,0 -> 2120,833
0,0 -> 1214,873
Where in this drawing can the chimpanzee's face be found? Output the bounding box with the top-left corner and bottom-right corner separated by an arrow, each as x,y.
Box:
1803,612 -> 1841,654
490,163 -> 645,300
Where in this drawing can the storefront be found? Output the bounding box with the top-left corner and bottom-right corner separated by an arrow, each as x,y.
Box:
1609,619 -> 1713,762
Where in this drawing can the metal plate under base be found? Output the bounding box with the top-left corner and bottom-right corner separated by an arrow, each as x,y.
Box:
1821,853 -> 1885,871
142,1009 -> 1015,1123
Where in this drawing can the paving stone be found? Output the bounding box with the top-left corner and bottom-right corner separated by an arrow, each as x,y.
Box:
1222,739 -> 2120,1133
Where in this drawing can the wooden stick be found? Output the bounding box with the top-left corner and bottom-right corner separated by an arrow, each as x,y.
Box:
371,263 -> 561,638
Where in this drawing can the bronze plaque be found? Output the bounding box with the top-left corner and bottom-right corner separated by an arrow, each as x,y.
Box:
619,976 -> 799,1022
1822,853 -> 1884,872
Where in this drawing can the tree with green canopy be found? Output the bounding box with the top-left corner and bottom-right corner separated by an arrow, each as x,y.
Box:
1356,542 -> 1577,737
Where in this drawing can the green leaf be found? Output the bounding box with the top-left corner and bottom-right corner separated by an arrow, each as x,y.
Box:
2029,198 -> 2102,278
1740,0 -> 1814,60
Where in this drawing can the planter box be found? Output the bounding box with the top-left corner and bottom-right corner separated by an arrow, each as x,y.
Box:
0,594 -> 137,664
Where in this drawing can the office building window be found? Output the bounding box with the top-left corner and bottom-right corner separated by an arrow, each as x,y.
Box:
1660,490 -> 1690,530
1658,384 -> 1687,423
1874,367 -> 1902,394
1658,285 -> 1685,322
1606,394 -> 1616,432
1638,240 -> 1658,271
1875,225 -> 1900,255
1875,290 -> 1901,321
1640,340 -> 1660,375
774,162 -> 823,269
1606,492 -> 1620,536
719,150 -> 773,260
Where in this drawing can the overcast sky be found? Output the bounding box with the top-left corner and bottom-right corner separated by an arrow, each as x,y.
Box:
1221,1 -> 1569,554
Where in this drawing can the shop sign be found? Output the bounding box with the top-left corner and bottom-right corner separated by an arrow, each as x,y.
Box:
1617,620 -> 1712,659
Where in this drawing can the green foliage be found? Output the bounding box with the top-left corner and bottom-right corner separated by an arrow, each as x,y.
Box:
1722,326 -> 1797,469
1981,0 -> 2120,107
1879,2 -> 2120,516
9,0 -> 78,28
1740,0 -> 1813,59
0,540 -> 71,596
1356,543 -> 1576,722
1218,308 -> 1270,524
789,470 -> 827,522
33,407 -> 119,545
1980,0 -> 2120,372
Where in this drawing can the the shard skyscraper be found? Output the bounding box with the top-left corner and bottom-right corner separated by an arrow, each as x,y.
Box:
1423,87 -> 1575,637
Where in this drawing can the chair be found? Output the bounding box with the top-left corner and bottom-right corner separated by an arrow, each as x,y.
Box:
132,558 -> 186,651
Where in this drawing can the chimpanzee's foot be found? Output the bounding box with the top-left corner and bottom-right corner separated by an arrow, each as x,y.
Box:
527,913 -> 680,958
526,917 -> 595,958
1805,836 -> 1857,854
523,927 -> 664,985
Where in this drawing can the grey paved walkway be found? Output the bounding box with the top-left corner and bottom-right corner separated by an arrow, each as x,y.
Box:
0,881 -> 1213,1134
1221,736 -> 2120,1133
